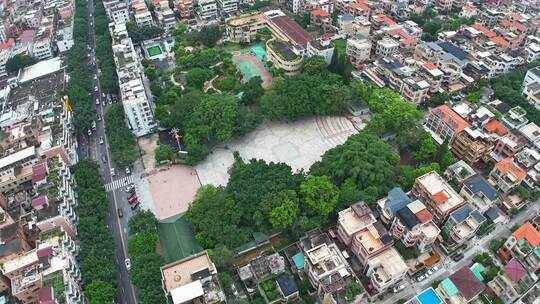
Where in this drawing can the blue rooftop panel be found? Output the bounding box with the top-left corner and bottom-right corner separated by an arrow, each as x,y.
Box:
464,175 -> 500,201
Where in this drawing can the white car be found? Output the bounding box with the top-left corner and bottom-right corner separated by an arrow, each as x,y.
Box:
94,75 -> 97,80
393,285 -> 405,293
94,86 -> 98,92
125,167 -> 131,175
417,275 -> 425,282
95,99 -> 100,105
99,137 -> 104,145
432,265 -> 439,272
110,168 -> 115,176
124,258 -> 131,270
427,269 -> 433,275
87,129 -> 92,136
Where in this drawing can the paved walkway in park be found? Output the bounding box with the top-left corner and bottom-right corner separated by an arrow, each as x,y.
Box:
195,116 -> 360,186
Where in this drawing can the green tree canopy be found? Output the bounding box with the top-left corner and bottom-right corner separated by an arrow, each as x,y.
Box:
85,280 -> 115,304
310,132 -> 399,192
128,210 -> 158,235
155,144 -> 175,163
128,231 -> 158,257
5,54 -> 37,74
186,67 -> 214,90
300,176 -> 339,216
187,185 -> 250,248
261,72 -> 352,120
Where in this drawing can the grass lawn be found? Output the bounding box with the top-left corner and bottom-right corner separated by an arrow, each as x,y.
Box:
147,45 -> 162,57
332,39 -> 347,55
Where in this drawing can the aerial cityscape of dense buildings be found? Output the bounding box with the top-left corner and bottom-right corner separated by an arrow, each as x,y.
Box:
0,0 -> 539,303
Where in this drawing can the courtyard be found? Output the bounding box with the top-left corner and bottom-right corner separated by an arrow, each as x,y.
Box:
196,116 -> 362,186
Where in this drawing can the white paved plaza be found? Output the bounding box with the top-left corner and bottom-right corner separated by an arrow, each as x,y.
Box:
195,116 -> 363,186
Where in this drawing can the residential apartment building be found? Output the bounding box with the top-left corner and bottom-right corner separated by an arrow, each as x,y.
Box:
460,175 -> 500,213
197,0 -> 218,21
501,222 -> 540,274
365,247 -> 409,292
390,200 -> 440,253
103,0 -> 130,23
175,0 -> 194,19
522,66 -> 540,109
375,58 -> 430,104
443,204 -> 486,245
109,22 -> 156,137
412,171 -> 466,224
0,147 -> 38,194
489,259 -> 533,304
346,33 -> 371,66
160,251 -> 225,304
132,0 -> 154,27
450,128 -> 493,166
338,14 -> 371,38
337,202 -> 376,245
375,37 -> 399,58
306,37 -> 335,64
155,0 -> 178,32
217,0 -> 238,16
0,229 -> 83,304
377,187 -> 412,224
488,157 -> 527,194
302,231 -> 352,296
424,105 -> 471,144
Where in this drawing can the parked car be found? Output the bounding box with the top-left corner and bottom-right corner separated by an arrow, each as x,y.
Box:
96,114 -> 101,121
110,168 -> 115,176
452,253 -> 464,262
87,129 -> 92,136
427,269 -> 433,275
117,208 -> 123,218
128,195 -> 138,205
125,258 -> 131,270
94,86 -> 98,92
125,167 -> 131,175
125,186 -> 134,193
91,121 -> 96,130
393,285 -> 405,293
130,202 -> 140,210
417,275 -> 425,282
432,265 -> 439,272
99,137 -> 104,145
95,99 -> 99,105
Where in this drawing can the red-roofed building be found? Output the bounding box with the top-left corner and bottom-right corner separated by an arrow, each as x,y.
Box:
448,266 -> 486,302
484,119 -> 509,136
265,13 -> 314,49
472,23 -> 497,38
175,0 -> 194,19
502,223 -> 540,273
32,162 -> 48,186
460,5 -> 478,18
0,38 -> 14,50
349,2 -> 370,18
31,196 -> 48,209
371,14 -> 396,30
503,259 -> 527,283
424,105 -> 471,144
489,157 -> 527,193
387,28 -> 417,48
310,9 -> 332,32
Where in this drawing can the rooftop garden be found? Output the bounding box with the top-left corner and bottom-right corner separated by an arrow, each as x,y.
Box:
259,279 -> 281,303
43,271 -> 65,304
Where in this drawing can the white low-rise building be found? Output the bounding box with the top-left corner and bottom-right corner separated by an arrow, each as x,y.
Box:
198,0 -> 218,21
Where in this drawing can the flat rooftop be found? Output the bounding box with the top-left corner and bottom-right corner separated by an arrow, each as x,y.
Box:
367,247 -> 408,277
1,249 -> 38,274
355,226 -> 384,254
416,171 -> 464,215
338,203 -> 376,235
227,13 -> 265,27
161,251 -> 214,293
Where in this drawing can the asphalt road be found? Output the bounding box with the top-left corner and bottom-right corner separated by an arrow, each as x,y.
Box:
78,1 -> 138,303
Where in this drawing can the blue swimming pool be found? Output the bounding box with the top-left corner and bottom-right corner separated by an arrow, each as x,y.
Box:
417,287 -> 443,304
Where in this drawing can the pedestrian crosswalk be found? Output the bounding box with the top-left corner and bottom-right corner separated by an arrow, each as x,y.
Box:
105,176 -> 133,192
